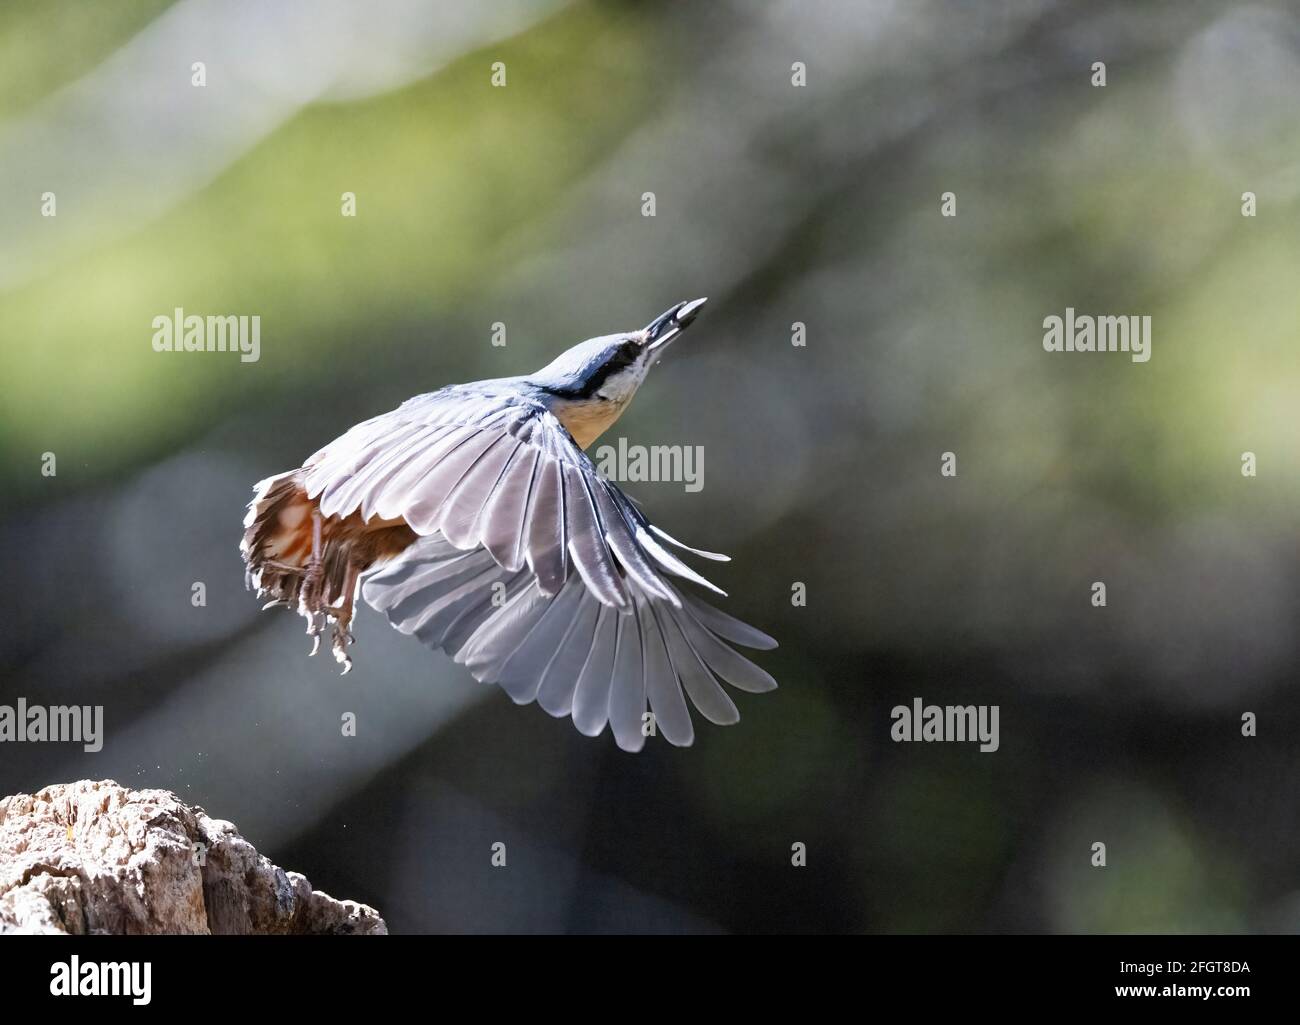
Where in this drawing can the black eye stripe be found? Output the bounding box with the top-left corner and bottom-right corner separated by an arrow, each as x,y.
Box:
613,341 -> 640,368
536,340 -> 643,401
591,342 -> 640,391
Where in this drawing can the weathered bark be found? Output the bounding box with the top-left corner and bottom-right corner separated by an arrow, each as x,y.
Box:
0,779 -> 385,935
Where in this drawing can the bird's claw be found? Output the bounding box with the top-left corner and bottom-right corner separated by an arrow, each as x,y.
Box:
330,618 -> 355,675
304,607 -> 328,657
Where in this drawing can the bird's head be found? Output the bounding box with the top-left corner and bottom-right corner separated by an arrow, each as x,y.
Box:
527,298 -> 708,407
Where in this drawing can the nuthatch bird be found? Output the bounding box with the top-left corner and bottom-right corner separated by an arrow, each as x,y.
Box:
241,299 -> 777,751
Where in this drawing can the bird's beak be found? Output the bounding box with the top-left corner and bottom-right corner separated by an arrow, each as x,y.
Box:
643,297 -> 707,354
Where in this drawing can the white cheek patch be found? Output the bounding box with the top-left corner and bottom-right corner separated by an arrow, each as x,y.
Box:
598,367 -> 644,403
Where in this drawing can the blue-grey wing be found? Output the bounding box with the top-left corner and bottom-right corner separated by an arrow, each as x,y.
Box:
299,386 -> 777,750
362,535 -> 776,751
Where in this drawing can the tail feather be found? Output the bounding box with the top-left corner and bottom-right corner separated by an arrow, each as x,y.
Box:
241,470 -> 314,605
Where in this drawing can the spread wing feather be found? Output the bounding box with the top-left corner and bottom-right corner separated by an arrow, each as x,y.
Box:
301,389 -> 725,603
304,387 -> 776,749
362,532 -> 777,750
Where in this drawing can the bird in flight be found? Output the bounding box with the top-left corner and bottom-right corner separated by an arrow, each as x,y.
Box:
241,299 -> 777,751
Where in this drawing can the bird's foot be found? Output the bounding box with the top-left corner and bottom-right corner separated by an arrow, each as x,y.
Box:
302,601 -> 354,672
299,558 -> 327,655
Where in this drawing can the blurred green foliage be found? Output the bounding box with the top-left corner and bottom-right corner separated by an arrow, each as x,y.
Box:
0,0 -> 175,121
2,1 -> 657,499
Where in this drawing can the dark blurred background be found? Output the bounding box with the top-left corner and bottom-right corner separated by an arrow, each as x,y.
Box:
2,0 -> 1299,933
